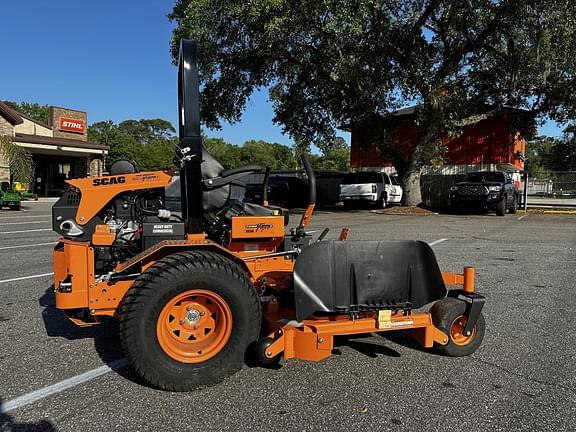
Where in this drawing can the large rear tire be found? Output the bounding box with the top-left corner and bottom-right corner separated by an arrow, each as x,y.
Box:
119,250 -> 261,391
430,297 -> 485,357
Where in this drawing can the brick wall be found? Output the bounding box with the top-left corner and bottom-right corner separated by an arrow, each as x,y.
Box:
0,117 -> 15,137
49,106 -> 88,141
0,118 -> 14,180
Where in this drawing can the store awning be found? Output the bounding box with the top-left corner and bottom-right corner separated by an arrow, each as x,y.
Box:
13,133 -> 108,157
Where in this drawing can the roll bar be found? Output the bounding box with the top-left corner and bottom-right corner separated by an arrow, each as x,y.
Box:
176,39 -> 204,234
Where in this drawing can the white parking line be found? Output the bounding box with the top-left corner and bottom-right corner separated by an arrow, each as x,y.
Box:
0,228 -> 53,234
428,238 -> 448,246
1,359 -> 128,413
518,214 -> 528,221
0,214 -> 51,220
0,272 -> 54,284
0,242 -> 55,251
0,220 -> 50,225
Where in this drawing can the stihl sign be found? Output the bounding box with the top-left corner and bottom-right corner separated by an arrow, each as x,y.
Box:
59,117 -> 85,133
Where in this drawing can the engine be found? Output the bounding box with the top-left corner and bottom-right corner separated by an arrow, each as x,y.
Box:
52,187 -> 185,274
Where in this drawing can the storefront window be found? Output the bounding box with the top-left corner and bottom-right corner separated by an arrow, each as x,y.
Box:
58,163 -> 71,178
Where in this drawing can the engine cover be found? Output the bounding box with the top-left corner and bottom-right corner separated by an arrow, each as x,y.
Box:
52,190 -> 103,241
293,240 -> 447,321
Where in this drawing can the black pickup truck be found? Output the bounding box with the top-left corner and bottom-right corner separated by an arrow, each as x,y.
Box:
449,171 -> 519,216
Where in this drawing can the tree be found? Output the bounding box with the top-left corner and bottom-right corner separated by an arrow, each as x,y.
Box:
203,135 -> 241,169
170,0 -> 576,205
526,131 -> 576,175
525,136 -> 556,178
0,136 -> 35,184
140,139 -> 178,171
88,119 -> 178,171
118,119 -> 176,143
4,101 -> 50,125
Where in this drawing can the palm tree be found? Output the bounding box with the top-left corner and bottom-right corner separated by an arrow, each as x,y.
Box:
0,135 -> 34,184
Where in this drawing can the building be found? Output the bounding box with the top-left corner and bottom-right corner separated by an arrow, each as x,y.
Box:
350,106 -> 531,207
0,102 -> 108,196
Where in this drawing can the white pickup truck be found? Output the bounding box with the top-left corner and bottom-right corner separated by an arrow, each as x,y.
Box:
339,171 -> 403,208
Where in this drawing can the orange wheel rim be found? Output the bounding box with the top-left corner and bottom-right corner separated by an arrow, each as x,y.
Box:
156,289 -> 233,363
450,315 -> 476,346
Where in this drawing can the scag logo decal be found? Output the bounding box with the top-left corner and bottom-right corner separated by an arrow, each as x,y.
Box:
92,176 -> 126,186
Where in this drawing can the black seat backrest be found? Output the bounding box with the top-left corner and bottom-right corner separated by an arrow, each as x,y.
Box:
201,147 -> 232,215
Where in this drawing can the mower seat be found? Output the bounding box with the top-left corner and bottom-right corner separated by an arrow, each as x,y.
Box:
200,147 -> 276,219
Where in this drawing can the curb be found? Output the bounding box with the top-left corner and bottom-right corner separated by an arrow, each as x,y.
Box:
543,210 -> 576,215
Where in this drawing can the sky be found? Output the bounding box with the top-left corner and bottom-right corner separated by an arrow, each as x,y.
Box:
0,1 -> 563,146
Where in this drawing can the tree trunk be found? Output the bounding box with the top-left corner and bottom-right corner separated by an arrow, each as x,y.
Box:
401,165 -> 423,206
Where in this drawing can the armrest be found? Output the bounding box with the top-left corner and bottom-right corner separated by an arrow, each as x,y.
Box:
220,165 -> 263,177
204,165 -> 264,189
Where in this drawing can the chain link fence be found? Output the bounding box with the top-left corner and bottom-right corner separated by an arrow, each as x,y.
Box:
526,171 -> 576,198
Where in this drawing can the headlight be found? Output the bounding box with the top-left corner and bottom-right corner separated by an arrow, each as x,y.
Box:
372,185 -> 377,193
488,186 -> 501,192
450,186 -> 459,191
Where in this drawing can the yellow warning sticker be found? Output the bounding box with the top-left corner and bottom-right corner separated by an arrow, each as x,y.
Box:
377,309 -> 392,329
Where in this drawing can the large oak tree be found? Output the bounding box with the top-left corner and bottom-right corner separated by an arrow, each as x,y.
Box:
170,0 -> 576,204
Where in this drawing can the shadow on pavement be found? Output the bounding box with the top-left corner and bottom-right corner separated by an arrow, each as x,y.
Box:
38,285 -> 140,385
0,398 -> 56,431
334,334 -> 402,358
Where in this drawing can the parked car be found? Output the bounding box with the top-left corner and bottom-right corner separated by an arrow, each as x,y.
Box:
339,171 -> 403,208
245,175 -> 309,208
0,181 -> 22,210
449,171 -> 519,216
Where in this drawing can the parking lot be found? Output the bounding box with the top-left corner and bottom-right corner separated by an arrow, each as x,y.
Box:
1,201 -> 575,432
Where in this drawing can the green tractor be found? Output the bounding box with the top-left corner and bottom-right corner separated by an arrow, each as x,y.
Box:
0,181 -> 22,210
13,181 -> 38,201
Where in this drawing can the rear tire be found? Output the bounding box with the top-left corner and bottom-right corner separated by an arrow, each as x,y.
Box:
495,195 -> 506,216
430,297 -> 485,357
119,250 -> 261,391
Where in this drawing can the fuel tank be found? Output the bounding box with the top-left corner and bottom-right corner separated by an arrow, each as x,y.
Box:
294,240 -> 447,321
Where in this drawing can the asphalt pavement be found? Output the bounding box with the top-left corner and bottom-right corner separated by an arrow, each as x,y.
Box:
0,202 -> 575,431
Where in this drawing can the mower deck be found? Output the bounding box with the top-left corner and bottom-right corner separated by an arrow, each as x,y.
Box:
260,269 -> 476,362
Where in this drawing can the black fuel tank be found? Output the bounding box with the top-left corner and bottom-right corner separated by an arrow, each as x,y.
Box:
293,240 -> 447,321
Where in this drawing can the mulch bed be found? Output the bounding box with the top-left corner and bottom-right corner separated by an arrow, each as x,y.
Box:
370,205 -> 437,216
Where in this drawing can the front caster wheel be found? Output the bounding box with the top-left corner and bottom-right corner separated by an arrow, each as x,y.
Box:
430,297 -> 485,357
119,251 -> 261,391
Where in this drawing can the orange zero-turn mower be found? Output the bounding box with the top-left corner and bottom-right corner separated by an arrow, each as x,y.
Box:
51,40 -> 486,391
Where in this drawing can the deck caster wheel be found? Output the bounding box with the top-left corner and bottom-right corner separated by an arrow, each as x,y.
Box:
430,297 -> 485,357
254,337 -> 281,367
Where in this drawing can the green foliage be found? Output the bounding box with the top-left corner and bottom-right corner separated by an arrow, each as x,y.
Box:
526,133 -> 576,176
118,119 -> 175,143
140,140 -> 178,171
310,137 -> 350,171
170,0 -> 576,205
4,101 -> 50,124
203,135 -> 241,169
0,135 -> 35,184
240,140 -> 296,169
88,119 -> 177,171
